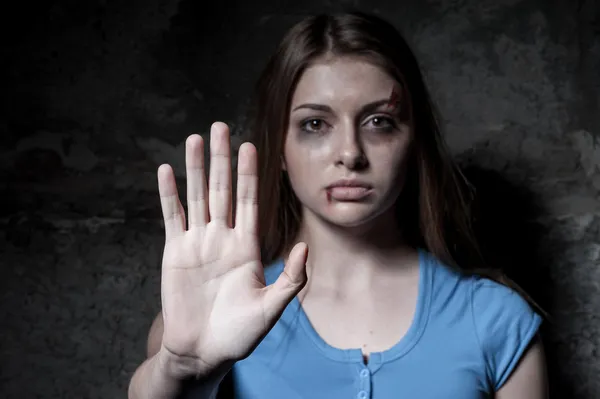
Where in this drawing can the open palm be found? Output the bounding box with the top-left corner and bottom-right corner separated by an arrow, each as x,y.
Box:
157,122 -> 308,373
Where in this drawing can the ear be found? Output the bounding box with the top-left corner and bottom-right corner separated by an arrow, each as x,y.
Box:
281,155 -> 287,171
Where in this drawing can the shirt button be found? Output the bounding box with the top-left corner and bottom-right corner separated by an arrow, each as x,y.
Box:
360,369 -> 369,378
357,391 -> 368,399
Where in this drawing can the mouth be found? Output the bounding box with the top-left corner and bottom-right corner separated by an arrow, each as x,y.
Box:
326,179 -> 373,201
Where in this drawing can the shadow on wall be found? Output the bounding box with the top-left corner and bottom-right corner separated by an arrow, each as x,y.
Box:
461,164 -> 574,399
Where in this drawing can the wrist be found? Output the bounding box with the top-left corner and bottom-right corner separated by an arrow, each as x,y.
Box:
156,346 -> 196,380
156,346 -> 233,381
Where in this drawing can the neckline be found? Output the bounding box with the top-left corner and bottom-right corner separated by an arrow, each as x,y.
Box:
287,248 -> 433,370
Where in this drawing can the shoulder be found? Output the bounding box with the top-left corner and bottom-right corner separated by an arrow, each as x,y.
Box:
470,277 -> 540,333
470,277 -> 543,391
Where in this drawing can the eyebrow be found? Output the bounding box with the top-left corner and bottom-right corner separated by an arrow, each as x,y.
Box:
291,99 -> 394,115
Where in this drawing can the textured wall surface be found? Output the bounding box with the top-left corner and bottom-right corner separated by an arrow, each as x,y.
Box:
1,0 -> 599,398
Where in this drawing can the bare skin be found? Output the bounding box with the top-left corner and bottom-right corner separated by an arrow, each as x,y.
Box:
129,56 -> 548,398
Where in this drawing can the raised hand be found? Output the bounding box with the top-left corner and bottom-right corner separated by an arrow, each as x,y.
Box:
156,122 -> 308,376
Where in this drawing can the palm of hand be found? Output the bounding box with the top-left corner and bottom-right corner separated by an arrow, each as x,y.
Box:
156,122 -> 307,372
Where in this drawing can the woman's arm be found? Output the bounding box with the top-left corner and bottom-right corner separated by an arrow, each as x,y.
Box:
495,335 -> 548,399
128,312 -> 227,399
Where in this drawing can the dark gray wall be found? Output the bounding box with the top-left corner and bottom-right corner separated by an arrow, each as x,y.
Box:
1,0 -> 599,398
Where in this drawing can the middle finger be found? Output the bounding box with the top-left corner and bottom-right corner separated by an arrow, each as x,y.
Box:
208,122 -> 232,225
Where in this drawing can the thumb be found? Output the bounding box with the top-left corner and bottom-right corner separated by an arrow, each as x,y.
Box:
262,242 -> 308,321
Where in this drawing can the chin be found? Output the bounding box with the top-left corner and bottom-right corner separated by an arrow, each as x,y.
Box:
318,202 -> 390,229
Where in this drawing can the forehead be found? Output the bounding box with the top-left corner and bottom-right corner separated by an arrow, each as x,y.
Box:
291,57 -> 398,105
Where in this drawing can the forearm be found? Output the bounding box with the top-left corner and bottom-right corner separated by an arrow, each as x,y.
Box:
128,350 -> 226,399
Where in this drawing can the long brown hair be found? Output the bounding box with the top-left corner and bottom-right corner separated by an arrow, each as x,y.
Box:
247,11 -> 542,313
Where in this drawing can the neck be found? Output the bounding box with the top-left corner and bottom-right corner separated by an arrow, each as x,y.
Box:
291,207 -> 414,290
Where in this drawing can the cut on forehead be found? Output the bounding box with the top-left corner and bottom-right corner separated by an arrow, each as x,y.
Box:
386,85 -> 402,110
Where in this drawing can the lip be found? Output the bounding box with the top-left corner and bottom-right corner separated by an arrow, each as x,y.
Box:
326,179 -> 373,201
326,179 -> 373,189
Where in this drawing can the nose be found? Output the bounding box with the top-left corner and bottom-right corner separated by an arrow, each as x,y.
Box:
335,128 -> 368,170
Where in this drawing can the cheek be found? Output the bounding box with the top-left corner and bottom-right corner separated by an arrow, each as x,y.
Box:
282,137 -> 333,204
283,135 -> 332,173
372,136 -> 413,177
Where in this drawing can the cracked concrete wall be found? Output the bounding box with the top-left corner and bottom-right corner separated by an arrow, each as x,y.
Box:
1,0 -> 599,398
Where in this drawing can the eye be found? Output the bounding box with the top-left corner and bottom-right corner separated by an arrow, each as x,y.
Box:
300,118 -> 326,133
365,115 -> 396,131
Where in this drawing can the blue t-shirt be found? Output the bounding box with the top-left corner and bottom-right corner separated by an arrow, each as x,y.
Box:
208,249 -> 541,398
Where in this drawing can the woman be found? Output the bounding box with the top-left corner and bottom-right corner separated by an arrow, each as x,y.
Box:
129,12 -> 548,399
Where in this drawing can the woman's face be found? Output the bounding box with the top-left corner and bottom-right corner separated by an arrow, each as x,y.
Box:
283,56 -> 413,228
